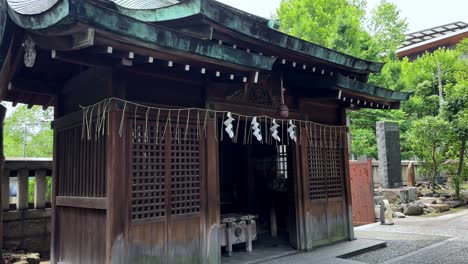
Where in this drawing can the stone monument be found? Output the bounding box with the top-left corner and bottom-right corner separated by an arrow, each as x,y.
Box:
376,122 -> 402,188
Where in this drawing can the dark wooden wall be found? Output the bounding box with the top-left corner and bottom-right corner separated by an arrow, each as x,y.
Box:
54,122 -> 107,264
50,65 -> 353,263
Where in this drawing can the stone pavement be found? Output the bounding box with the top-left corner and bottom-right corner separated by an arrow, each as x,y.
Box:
351,207 -> 468,264
256,239 -> 386,264
254,207 -> 468,264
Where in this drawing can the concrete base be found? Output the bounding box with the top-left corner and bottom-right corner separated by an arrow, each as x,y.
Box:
3,208 -> 51,253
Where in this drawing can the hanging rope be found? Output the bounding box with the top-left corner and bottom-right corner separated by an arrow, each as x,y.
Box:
80,97 -> 347,148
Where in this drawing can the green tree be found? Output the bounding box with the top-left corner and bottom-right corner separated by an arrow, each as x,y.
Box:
442,39 -> 468,196
408,116 -> 452,190
278,0 -> 409,158
277,0 -> 374,58
367,0 -> 408,57
2,104 -> 53,158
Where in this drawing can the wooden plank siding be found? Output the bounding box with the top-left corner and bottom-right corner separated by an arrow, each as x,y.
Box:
56,125 -> 106,198
53,118 -> 108,263
58,207 -> 107,263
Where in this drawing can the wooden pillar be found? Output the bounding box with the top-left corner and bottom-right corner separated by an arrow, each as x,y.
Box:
106,109 -> 128,264
34,170 -> 47,209
17,169 -> 29,210
0,105 -> 6,262
2,169 -> 9,211
205,119 -> 220,264
341,109 -> 355,240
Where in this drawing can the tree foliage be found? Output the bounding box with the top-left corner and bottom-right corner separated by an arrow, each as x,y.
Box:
407,116 -> 452,189
2,104 -> 53,157
277,0 -> 467,184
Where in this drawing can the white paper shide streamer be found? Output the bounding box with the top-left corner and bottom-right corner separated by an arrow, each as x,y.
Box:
79,98 -> 347,149
288,120 -> 297,142
223,112 -> 235,139
251,117 -> 263,142
270,119 -> 281,142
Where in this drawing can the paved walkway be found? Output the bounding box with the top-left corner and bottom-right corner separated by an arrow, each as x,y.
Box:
352,207 -> 468,264
256,239 -> 386,264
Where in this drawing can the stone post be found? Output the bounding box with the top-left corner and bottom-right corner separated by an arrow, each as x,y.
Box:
407,161 -> 416,187
34,169 -> 46,209
17,169 -> 29,210
376,122 -> 402,188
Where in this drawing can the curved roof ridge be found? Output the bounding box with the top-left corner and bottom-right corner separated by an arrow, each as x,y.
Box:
110,0 -> 183,10
7,0 -> 59,15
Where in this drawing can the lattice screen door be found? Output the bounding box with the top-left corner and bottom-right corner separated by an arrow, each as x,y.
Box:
301,126 -> 348,247
129,116 -> 205,263
130,118 -> 202,222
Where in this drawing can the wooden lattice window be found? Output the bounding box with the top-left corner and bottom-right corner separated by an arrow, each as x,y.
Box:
131,119 -> 202,222
307,131 -> 345,200
170,127 -> 201,216
325,146 -> 344,199
131,121 -> 166,221
308,137 -> 327,200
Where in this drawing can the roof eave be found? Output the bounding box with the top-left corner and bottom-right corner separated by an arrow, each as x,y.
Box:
109,0 -> 385,74
6,0 -> 276,72
335,74 -> 411,102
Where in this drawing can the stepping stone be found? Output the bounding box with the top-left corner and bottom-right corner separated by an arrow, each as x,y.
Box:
429,204 -> 450,213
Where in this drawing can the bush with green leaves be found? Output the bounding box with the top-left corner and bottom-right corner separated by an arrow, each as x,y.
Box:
407,116 -> 453,190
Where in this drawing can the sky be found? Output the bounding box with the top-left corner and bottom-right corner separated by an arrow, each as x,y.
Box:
216,0 -> 468,33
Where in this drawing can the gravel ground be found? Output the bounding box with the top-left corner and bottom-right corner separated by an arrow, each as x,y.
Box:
346,207 -> 468,264
347,239 -> 444,264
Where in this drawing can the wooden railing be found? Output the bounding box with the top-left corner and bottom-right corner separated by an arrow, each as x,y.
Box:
1,158 -> 52,253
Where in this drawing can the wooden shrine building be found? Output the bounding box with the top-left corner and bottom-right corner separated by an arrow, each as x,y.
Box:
0,0 -> 410,263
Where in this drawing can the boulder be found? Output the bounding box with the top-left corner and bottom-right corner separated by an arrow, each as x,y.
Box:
416,187 -> 424,197
394,212 -> 406,218
423,207 -> 436,214
391,204 -> 404,213
462,191 -> 468,203
429,204 -> 450,213
25,253 -> 40,264
381,190 -> 400,204
423,192 -> 434,197
446,200 -> 463,208
404,202 -> 424,216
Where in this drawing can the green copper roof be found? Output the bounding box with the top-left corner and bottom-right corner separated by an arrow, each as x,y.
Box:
335,75 -> 411,102
2,0 -> 411,104
6,0 -> 276,71
112,0 -> 384,74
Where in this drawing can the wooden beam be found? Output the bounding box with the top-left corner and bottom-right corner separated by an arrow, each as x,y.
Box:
56,196 -> 107,210
27,28 -> 94,51
0,31 -> 25,100
51,49 -> 111,69
8,79 -> 57,97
